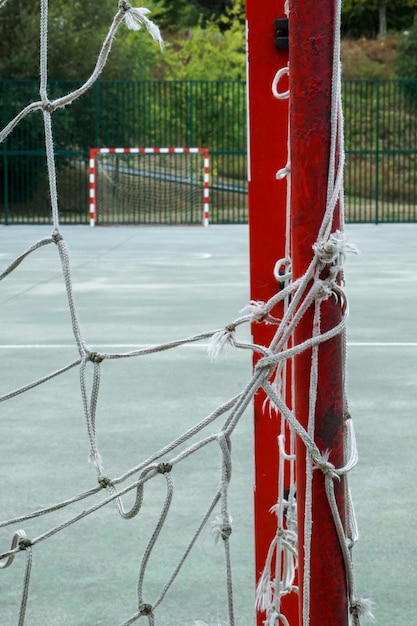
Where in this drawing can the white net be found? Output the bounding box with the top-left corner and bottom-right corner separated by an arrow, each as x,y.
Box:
93,149 -> 208,226
0,1 -> 372,625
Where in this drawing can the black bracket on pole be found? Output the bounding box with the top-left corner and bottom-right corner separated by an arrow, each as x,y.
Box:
274,18 -> 289,50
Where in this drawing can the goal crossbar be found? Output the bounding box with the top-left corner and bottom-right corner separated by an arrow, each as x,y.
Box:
89,147 -> 210,227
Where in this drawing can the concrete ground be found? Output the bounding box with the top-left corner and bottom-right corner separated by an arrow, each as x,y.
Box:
0,224 -> 416,625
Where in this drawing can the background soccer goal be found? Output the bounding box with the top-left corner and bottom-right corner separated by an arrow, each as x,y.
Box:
89,147 -> 210,227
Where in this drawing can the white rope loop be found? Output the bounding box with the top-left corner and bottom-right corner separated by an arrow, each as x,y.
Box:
273,257 -> 292,284
272,66 -> 290,100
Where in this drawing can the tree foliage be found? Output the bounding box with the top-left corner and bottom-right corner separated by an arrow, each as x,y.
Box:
342,0 -> 417,39
0,0 -> 162,79
159,0 -> 245,80
153,0 -> 232,31
395,14 -> 417,100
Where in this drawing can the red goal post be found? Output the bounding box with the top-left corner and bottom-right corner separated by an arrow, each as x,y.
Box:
89,147 -> 210,227
247,1 -> 349,624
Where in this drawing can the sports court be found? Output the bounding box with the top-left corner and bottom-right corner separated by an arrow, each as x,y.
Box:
0,223 -> 416,625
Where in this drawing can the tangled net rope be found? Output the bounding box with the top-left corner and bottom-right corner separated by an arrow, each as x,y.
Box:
0,1 -> 373,625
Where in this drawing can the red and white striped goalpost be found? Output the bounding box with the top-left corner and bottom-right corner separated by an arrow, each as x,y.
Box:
247,1 -> 348,625
89,147 -> 210,227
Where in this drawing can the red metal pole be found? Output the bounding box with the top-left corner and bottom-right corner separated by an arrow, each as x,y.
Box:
288,1 -> 348,624
246,2 -> 299,624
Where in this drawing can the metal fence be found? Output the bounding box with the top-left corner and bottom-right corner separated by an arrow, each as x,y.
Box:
1,79 -> 417,225
343,79 -> 417,223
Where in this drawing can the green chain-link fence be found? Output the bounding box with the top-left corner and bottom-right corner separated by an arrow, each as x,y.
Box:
1,79 -> 417,224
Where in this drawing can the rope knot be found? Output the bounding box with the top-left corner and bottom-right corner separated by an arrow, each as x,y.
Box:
242,300 -> 269,322
42,100 -> 55,113
139,603 -> 153,616
98,475 -> 112,489
220,524 -> 232,540
313,230 -> 359,268
315,278 -> 335,302
313,234 -> 343,265
321,461 -> 338,478
119,0 -> 131,11
89,351 -> 104,364
51,230 -> 63,244
157,462 -> 172,474
210,515 -> 233,543
313,451 -> 340,480
18,538 -> 32,550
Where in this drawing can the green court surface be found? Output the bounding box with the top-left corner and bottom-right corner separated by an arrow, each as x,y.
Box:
0,224 -> 416,625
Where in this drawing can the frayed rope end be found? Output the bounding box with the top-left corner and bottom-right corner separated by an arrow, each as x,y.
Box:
208,326 -> 235,361
350,597 -> 375,623
210,514 -> 233,544
255,570 -> 275,613
122,4 -> 164,49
